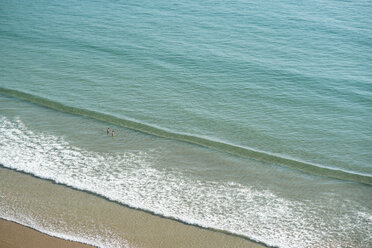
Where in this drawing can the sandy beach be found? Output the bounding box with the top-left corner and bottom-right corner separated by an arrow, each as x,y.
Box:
0,168 -> 265,248
0,218 -> 94,248
0,216 -> 264,248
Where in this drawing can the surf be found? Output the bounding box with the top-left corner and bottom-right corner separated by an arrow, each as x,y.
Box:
1,87 -> 371,185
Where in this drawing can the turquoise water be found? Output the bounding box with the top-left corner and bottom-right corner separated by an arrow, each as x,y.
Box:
1,0 -> 372,247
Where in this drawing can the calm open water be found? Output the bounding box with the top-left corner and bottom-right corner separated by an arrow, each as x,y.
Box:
1,0 -> 371,247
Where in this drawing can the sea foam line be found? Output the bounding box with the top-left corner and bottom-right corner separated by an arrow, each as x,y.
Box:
1,116 -> 371,248
1,87 -> 371,185
0,117 -> 291,247
0,116 -> 270,246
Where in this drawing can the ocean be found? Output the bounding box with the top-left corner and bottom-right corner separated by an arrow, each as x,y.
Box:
0,0 -> 371,247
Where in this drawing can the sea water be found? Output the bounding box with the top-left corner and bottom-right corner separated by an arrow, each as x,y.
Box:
0,0 -> 371,247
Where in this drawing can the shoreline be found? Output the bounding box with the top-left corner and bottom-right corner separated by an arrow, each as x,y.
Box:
1,167 -> 266,248
0,218 -> 95,248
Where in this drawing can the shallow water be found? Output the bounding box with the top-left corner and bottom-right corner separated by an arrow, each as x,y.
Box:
1,0 -> 372,247
1,95 -> 371,247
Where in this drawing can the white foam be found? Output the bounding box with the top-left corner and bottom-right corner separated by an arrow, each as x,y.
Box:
0,116 -> 371,248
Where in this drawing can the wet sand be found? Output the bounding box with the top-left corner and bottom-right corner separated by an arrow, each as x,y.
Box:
0,218 -> 94,248
0,167 -> 265,248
